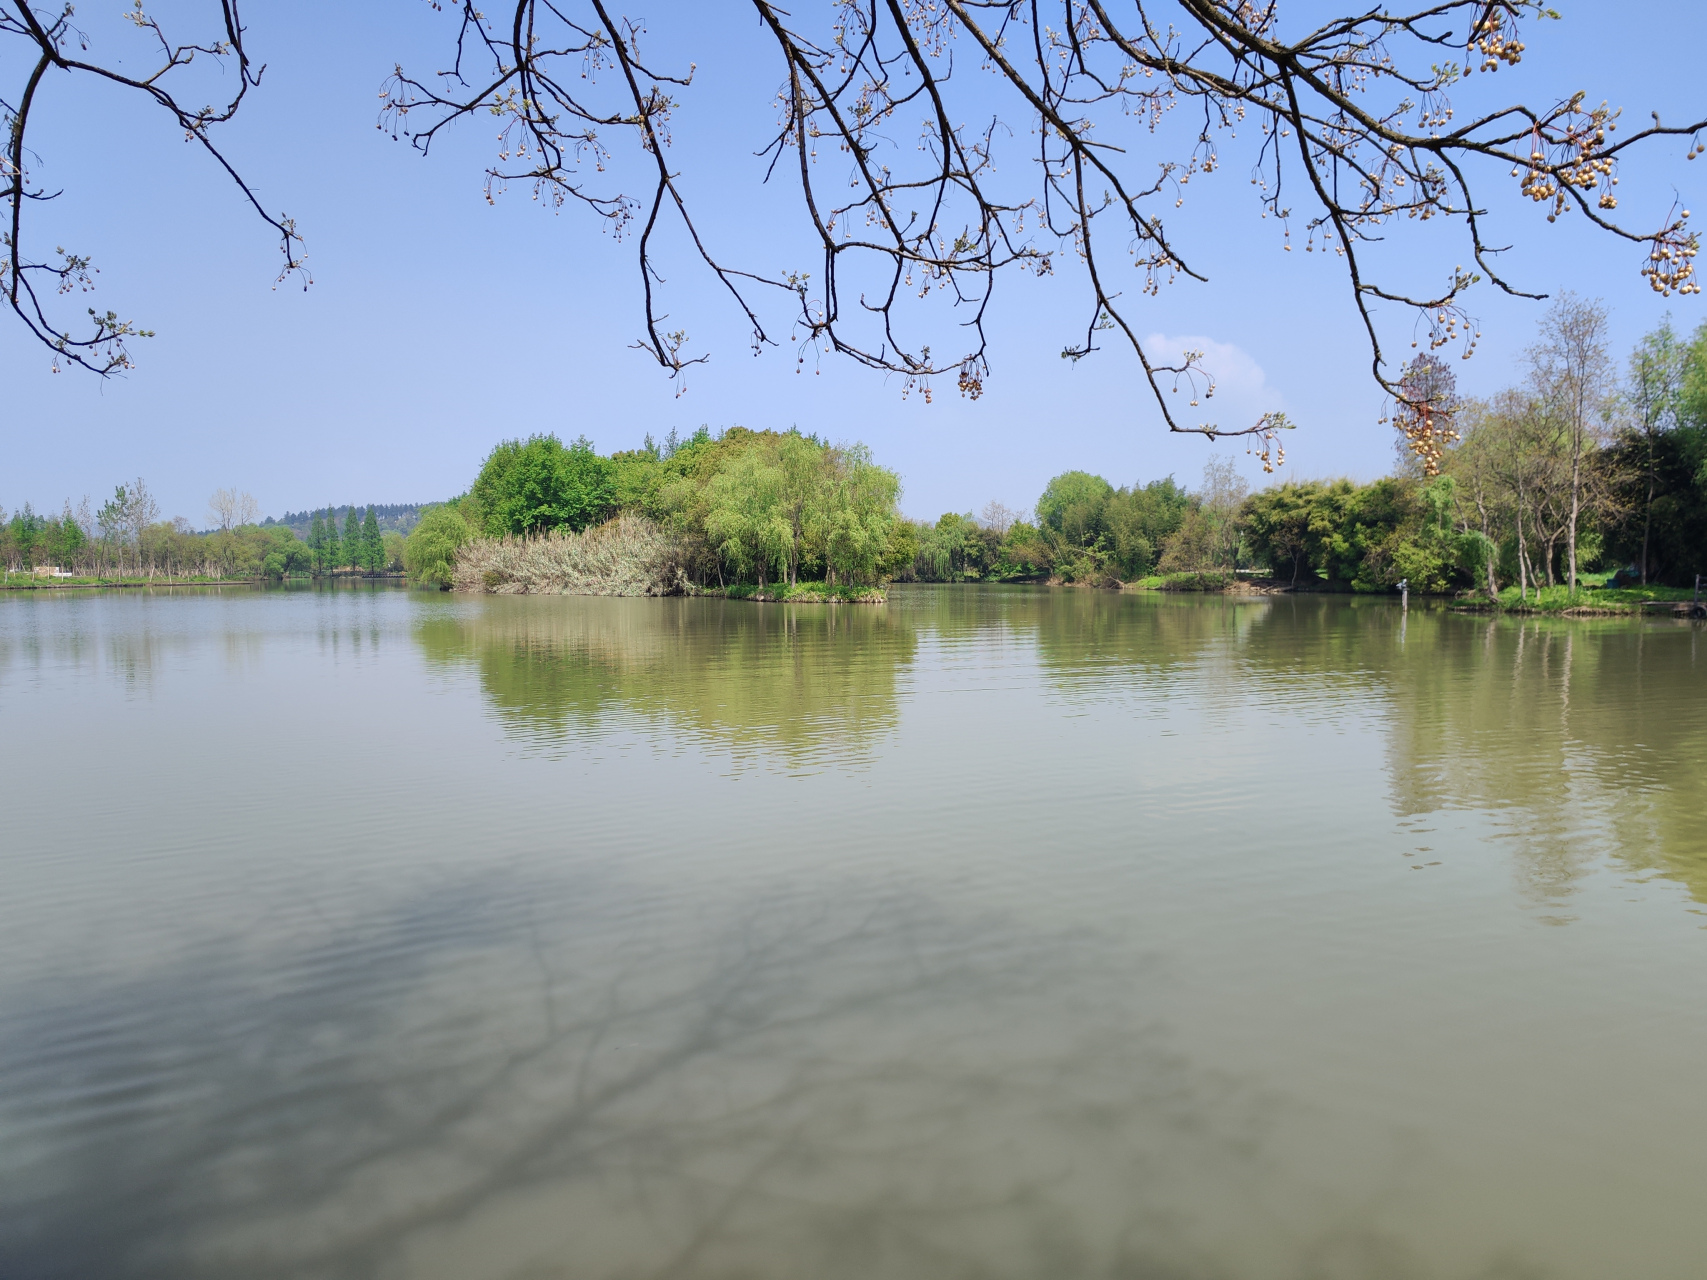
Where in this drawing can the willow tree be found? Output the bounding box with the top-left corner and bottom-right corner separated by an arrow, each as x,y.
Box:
6,2 -> 1704,456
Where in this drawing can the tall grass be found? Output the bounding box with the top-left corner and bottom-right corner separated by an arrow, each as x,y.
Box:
453,513 -> 687,596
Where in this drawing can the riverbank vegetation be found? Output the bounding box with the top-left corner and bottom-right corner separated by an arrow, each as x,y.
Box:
903,299 -> 1707,606
14,304 -> 1705,609
1,481 -> 408,584
410,428 -> 906,598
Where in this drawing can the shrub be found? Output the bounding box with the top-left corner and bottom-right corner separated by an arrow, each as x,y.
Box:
452,512 -> 686,596
405,505 -> 472,587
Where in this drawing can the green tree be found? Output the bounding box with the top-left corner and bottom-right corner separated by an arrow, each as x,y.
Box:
819,445 -> 900,586
97,485 -> 130,574
323,508 -> 342,572
1104,478 -> 1191,578
471,434 -> 618,536
362,506 -> 383,572
1620,319 -> 1688,582
704,448 -> 791,588
343,506 -> 361,569
1036,471 -> 1115,549
261,529 -> 312,579
404,506 -> 472,587
1241,483 -> 1326,585
381,530 -> 407,572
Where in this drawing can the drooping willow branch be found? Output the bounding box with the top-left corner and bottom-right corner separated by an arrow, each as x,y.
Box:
2,1 -> 305,373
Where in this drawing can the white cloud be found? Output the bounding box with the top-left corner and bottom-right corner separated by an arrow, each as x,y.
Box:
1140,333 -> 1284,433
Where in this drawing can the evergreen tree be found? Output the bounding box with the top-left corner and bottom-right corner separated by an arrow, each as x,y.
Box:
344,506 -> 361,569
324,507 -> 342,570
308,512 -> 325,572
362,506 -> 382,572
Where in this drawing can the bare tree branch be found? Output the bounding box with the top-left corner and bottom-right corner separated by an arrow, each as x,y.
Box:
7,1 -> 1702,463
3,2 -> 307,374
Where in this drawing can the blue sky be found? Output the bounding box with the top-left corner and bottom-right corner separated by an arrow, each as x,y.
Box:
3,1 -> 1704,525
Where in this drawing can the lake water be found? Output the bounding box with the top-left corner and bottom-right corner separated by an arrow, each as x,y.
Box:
3,584 -> 1705,1280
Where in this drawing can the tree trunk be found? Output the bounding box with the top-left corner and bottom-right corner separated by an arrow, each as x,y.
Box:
1473,488 -> 1499,602
1516,501 -> 1528,602
1642,429 -> 1656,584
1567,443 -> 1581,592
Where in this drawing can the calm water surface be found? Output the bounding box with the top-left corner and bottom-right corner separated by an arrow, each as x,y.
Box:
2,584 -> 1705,1280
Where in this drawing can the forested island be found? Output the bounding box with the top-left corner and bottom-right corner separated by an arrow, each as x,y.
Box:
8,305 -> 1707,610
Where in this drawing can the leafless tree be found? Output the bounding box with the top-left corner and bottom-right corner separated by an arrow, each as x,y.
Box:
208,487 -> 259,533
7,2 -> 1704,459
1527,294 -> 1613,591
978,500 -> 1021,535
123,477 -> 159,577
1199,454 -> 1248,567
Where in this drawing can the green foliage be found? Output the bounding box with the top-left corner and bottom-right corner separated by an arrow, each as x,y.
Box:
820,444 -> 901,585
902,472 -> 1192,585
692,431 -> 899,588
404,505 -> 472,587
1492,582 -> 1693,613
714,581 -> 886,603
1600,317 -> 1707,584
471,434 -> 619,536
1240,475 -> 1481,594
361,506 -> 383,571
1037,472 -> 1193,581
704,447 -> 793,587
261,528 -> 313,579
434,425 -> 900,593
881,517 -> 919,580
909,512 -> 984,582
1036,471 -> 1116,547
1239,483 -> 1320,584
1155,571 -> 1234,591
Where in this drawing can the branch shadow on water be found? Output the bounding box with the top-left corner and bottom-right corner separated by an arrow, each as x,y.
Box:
0,859 -> 1517,1280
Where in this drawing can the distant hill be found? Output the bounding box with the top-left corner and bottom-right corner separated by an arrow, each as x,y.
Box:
263,504 -> 430,538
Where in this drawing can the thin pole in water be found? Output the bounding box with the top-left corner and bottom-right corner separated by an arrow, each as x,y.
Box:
1399,578 -> 1409,611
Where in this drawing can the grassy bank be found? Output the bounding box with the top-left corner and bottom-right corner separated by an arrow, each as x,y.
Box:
1125,571 -> 1238,592
0,575 -> 253,590
1456,583 -> 1700,615
705,582 -> 886,604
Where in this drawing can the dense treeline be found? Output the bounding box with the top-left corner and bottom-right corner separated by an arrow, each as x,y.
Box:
407,428 -> 906,592
1,479 -> 407,581
266,504 -> 424,536
896,468 -> 1233,586
14,299 -> 1702,599
904,300 -> 1707,598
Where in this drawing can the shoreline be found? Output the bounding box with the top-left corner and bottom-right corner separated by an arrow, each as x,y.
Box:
1,573 -> 408,592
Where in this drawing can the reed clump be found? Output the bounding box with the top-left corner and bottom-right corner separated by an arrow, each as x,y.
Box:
453,513 -> 687,596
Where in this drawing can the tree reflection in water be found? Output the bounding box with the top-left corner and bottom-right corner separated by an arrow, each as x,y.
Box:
416,596 -> 917,771
1020,588 -> 1707,908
